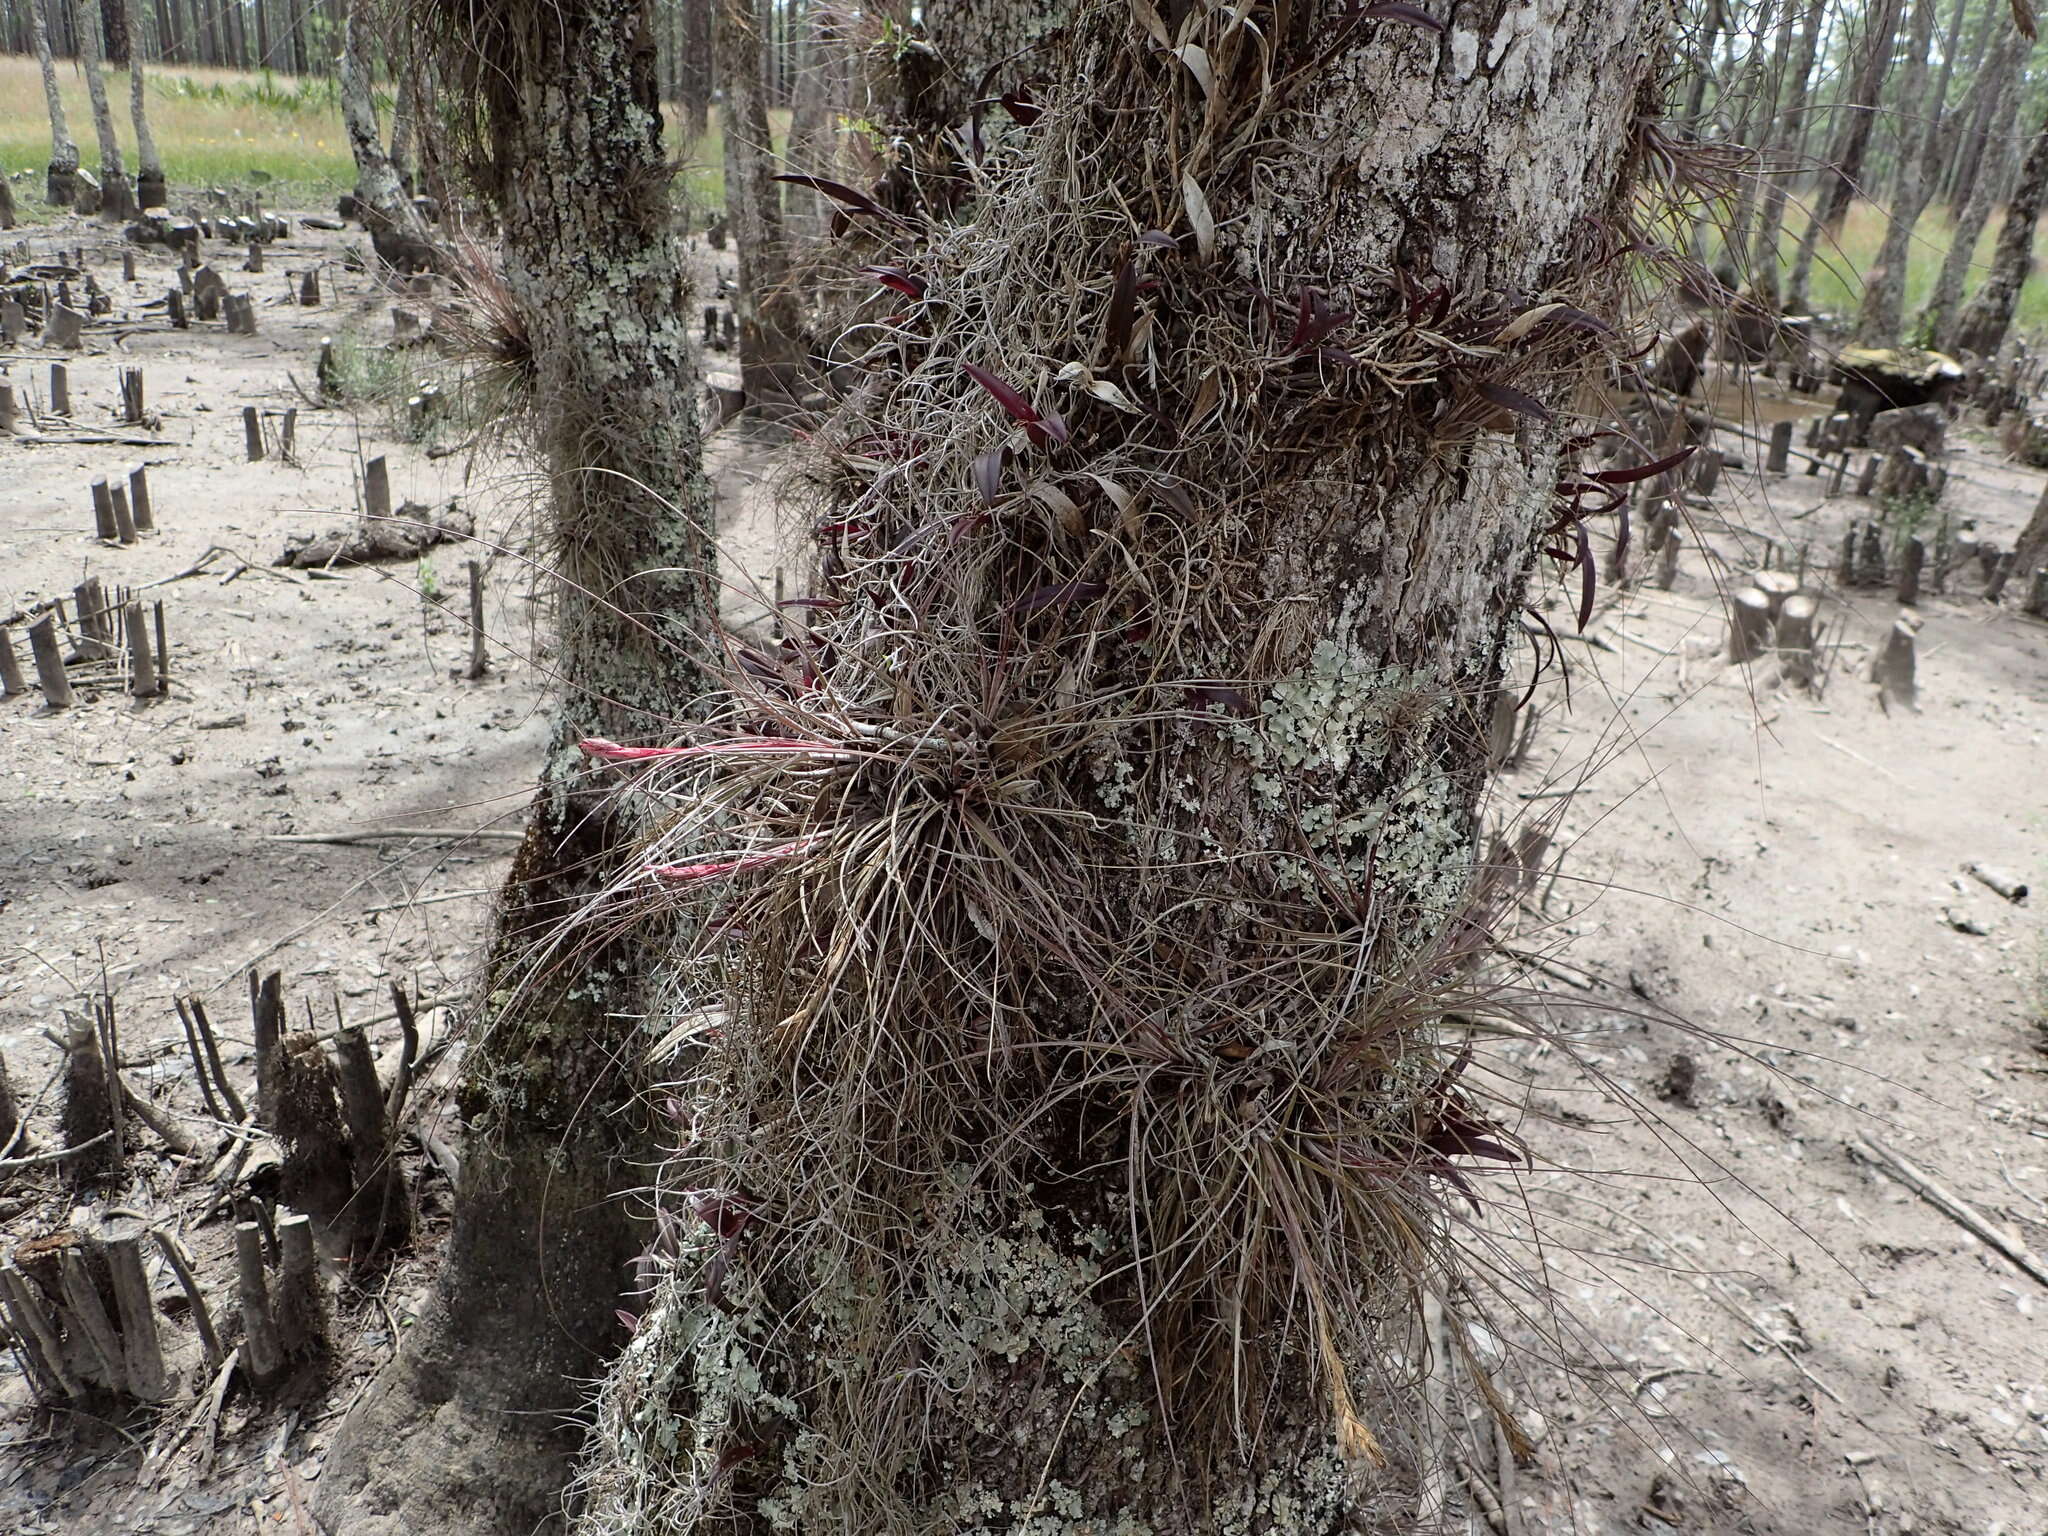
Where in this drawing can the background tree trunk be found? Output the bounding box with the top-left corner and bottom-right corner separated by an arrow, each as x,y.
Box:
339,3 -> 433,266
679,0 -> 711,141
75,0 -> 136,218
30,0 -> 80,206
1950,102 -> 2048,357
1786,0 -> 1904,314
578,0 -> 1671,1529
1851,0 -> 1939,343
1920,29 -> 2031,346
129,4 -> 165,208
314,4 -> 714,1535
716,0 -> 804,406
1749,0 -> 1825,308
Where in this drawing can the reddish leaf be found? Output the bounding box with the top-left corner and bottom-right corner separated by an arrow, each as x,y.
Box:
1590,444 -> 1695,485
1138,229 -> 1180,251
1006,580 -> 1107,618
616,1310 -> 641,1336
961,361 -> 1069,447
1477,380 -> 1553,424
973,447 -> 1006,506
860,264 -> 927,300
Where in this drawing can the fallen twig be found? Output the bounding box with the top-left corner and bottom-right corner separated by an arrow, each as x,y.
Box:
1855,1134 -> 2048,1289
0,1130 -> 111,1172
268,827 -> 524,847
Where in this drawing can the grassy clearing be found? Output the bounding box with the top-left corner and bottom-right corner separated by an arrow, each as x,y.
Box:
0,56 -> 771,222
1767,199 -> 2048,336
0,55 -> 355,208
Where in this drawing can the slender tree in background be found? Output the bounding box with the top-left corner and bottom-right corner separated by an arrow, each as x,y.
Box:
125,0 -> 166,208
1919,27 -> 2031,345
31,0 -> 81,206
780,0 -> 841,236
574,0 -> 1675,1527
75,0 -> 137,218
716,0 -> 804,405
1949,102 -> 2048,356
1785,0 -> 1904,314
679,0 -> 712,140
314,2 -> 714,1533
1850,0 -> 1939,343
1748,0 -> 1825,307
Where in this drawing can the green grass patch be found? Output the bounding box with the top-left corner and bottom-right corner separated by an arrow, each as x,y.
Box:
0,55 -> 356,212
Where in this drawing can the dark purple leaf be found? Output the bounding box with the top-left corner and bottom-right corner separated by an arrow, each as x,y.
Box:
1607,502 -> 1631,584
973,447 -> 1005,506
1103,257 -> 1137,366
1152,477 -> 1195,518
1573,520 -> 1596,632
1360,1 -> 1446,30
773,174 -> 908,228
1000,83 -> 1042,124
1477,381 -> 1553,424
1590,445 -> 1695,485
1317,346 -> 1360,368
860,264 -> 927,300
1186,684 -> 1253,715
709,1443 -> 761,1488
1138,229 -> 1180,251
616,1309 -> 641,1335
1006,580 -> 1107,618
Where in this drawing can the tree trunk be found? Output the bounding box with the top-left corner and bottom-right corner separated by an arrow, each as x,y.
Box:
1851,0 -> 1939,344
1785,0 -> 1904,314
388,49 -> 417,194
129,1 -> 165,207
30,0 -> 81,206
76,0 -> 136,218
101,0 -> 128,62
679,0 -> 710,140
1749,0 -> 1824,309
577,0 -> 1670,1529
313,5 -> 713,1536
1950,103 -> 2048,358
779,0 -> 848,238
340,2 -> 433,266
716,0 -> 803,406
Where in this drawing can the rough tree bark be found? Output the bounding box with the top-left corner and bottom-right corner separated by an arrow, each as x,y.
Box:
1950,101 -> 2048,358
313,4 -> 714,1536
29,0 -> 80,206
75,0 -> 136,218
1786,0 -> 1904,314
1851,0 -> 1939,344
716,0 -> 804,406
575,0 -> 1672,1531
1748,0 -> 1824,308
1920,29 -> 2030,346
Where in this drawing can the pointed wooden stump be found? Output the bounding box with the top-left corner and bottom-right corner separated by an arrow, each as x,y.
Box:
1766,419 -> 1793,474
1775,593 -> 1819,688
27,616 -> 71,708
